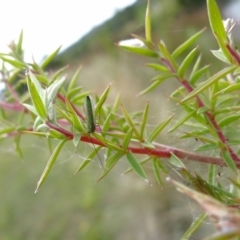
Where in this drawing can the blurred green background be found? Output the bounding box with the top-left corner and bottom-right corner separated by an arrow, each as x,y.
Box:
1,0 -> 239,239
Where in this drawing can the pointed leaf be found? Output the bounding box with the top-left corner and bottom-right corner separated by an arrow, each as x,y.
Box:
121,105 -> 142,140
94,84 -> 111,117
180,66 -> 237,103
145,0 -> 152,43
168,111 -> 194,133
97,152 -> 124,181
123,157 -> 151,174
119,45 -> 158,58
127,152 -> 149,183
75,146 -> 101,173
169,153 -> 186,168
17,30 -> 24,56
218,114 -> 240,128
214,83 -> 240,96
152,158 -> 163,186
22,103 -> 38,115
180,213 -> 207,240
158,41 -> 177,71
65,98 -> 85,133
41,46 -> 61,69
146,63 -> 169,72
178,47 -> 198,78
208,164 -> 216,186
148,115 -> 173,142
190,65 -> 210,84
0,56 -> 26,68
46,76 -> 66,107
172,28 -> 206,58
35,139 -> 67,193
140,101 -> 149,139
26,72 -> 46,120
138,78 -> 166,96
67,66 -> 82,93
122,128 -> 133,151
207,0 -> 232,63
221,150 -> 237,173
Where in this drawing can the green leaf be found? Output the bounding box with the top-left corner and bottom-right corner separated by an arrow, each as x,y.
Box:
145,0 -> 152,43
148,115 -> 173,142
47,101 -> 57,124
169,153 -> 186,168
112,94 -> 121,113
46,76 -> 66,108
51,65 -> 69,82
27,71 -> 44,99
196,107 -> 209,115
168,111 -> 195,133
228,178 -> 240,190
17,30 -> 24,56
0,126 -> 15,136
211,49 -> 230,64
127,152 -> 149,183
94,84 -> 111,117
33,116 -> 44,131
122,128 -> 133,151
170,86 -> 186,99
221,150 -> 237,173
172,28 -> 206,58
214,83 -> 240,96
195,144 -> 218,152
75,146 -> 101,173
65,98 -> 85,133
26,72 -> 47,120
190,65 -> 210,84
180,66 -> 237,103
207,0 -> 232,63
21,131 -> 49,137
207,0 -> 227,43
41,46 -> 61,69
97,152 -> 124,181
67,86 -> 83,100
119,45 -> 158,58
208,164 -> 216,185
71,91 -> 92,104
14,135 -> 23,158
102,112 -> 114,133
158,41 -> 177,71
35,139 -> 67,193
151,72 -> 177,81
218,114 -> 240,128
180,213 -> 207,240
22,103 -> 38,115
121,105 -> 142,141
178,47 -> 198,78
138,78 -> 167,96
140,101 -> 149,139
146,63 -> 169,72
0,56 -> 26,68
93,133 -> 124,153
67,66 -> 82,93
152,158 -> 163,186
123,157 -> 151,174
49,129 -> 67,139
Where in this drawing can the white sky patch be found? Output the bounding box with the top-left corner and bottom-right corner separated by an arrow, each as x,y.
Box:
0,0 -> 136,62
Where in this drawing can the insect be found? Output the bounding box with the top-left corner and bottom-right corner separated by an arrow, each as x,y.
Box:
84,95 -> 105,168
84,96 -> 96,134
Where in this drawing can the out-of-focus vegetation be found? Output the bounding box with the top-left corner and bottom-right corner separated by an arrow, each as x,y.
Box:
1,0 -> 240,239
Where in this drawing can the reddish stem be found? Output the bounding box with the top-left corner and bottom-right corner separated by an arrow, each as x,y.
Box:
162,57 -> 240,164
